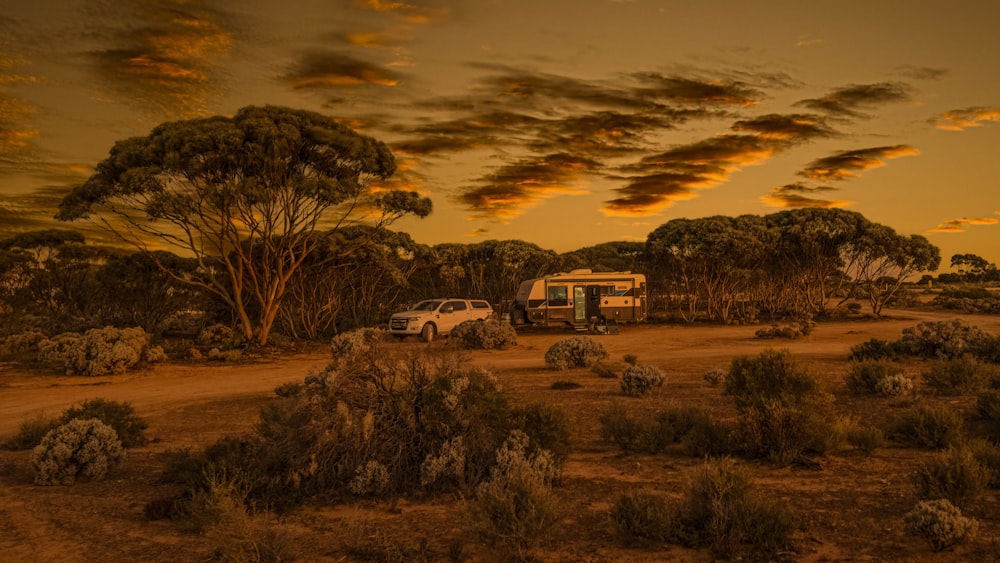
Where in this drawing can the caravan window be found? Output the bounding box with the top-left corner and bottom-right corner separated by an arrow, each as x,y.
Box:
547,285 -> 569,307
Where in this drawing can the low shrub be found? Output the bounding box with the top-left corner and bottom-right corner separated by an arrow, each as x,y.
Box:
913,446 -> 990,509
846,424 -> 885,455
610,489 -> 674,544
676,458 -> 797,560
848,338 -> 900,362
845,360 -> 904,395
875,372 -> 914,398
450,318 -> 517,350
512,402 -> 572,465
702,368 -> 725,387
58,398 -> 148,448
37,327 -> 151,376
735,399 -> 836,464
31,418 -> 125,485
467,431 -> 563,558
599,405 -> 728,457
892,404 -> 964,449
724,349 -> 819,408
922,356 -> 992,395
754,318 -> 815,340
896,319 -> 998,360
544,336 -> 608,370
0,330 -> 47,359
3,414 -> 59,451
4,398 -> 148,450
550,380 -> 581,390
903,499 -> 978,553
196,324 -> 245,351
620,364 -> 665,396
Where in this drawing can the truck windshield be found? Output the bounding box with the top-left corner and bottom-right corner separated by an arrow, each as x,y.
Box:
412,300 -> 442,311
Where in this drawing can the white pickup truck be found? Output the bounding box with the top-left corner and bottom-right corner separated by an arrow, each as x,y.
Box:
388,298 -> 494,342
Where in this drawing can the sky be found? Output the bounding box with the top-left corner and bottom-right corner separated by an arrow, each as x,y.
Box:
2,0 -> 999,269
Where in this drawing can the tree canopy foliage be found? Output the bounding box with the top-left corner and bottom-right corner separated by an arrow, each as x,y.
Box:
56,105 -> 431,345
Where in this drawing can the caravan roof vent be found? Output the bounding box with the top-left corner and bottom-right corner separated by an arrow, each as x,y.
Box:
569,269 -> 593,274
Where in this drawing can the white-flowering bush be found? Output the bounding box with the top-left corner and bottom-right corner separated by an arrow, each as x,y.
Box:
897,319 -> 997,360
38,327 -> 151,376
330,327 -> 389,358
876,373 -> 914,397
544,336 -> 608,370
904,499 -> 978,553
349,460 -> 391,496
0,330 -> 47,358
196,323 -> 245,350
620,364 -> 666,396
31,418 -> 125,485
450,319 -> 517,350
421,436 -> 467,488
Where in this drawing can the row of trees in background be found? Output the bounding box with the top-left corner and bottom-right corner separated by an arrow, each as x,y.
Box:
0,104 -> 986,345
0,205 -> 966,343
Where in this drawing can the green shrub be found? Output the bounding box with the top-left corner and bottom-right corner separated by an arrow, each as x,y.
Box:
620,364 -> 665,396
735,399 -> 835,464
903,499 -> 978,553
544,336 -> 608,370
59,398 -> 148,447
754,318 -> 815,340
922,356 -> 992,395
845,360 -> 903,395
450,318 -> 517,350
724,349 -> 819,408
967,439 -> 1000,488
512,402 -> 572,465
599,403 -> 646,452
913,446 -> 990,508
676,458 -> 797,560
848,338 -> 900,362
31,418 -> 125,485
893,404 -> 964,449
610,489 -> 674,543
3,413 -> 59,451
468,431 -> 563,558
329,326 -> 388,359
846,424 -> 885,455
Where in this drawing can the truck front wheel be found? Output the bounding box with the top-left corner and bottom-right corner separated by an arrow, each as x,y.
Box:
420,323 -> 436,343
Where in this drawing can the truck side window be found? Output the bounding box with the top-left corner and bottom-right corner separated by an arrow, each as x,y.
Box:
446,300 -> 468,312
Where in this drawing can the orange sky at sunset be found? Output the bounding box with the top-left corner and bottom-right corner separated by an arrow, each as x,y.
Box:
2,0 -> 999,267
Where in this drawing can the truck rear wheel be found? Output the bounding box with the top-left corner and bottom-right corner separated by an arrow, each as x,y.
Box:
420,323 -> 436,343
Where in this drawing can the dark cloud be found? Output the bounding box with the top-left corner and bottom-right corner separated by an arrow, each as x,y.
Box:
897,66 -> 949,81
731,113 -> 835,141
931,106 -> 1000,131
454,153 -> 602,220
284,51 -> 403,88
629,73 -> 763,106
795,82 -> 911,117
605,134 -> 782,216
928,216 -> 998,233
798,145 -> 919,181
760,183 -> 849,208
87,2 -> 233,118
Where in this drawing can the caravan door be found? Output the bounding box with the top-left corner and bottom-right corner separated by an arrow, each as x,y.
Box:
573,285 -> 587,324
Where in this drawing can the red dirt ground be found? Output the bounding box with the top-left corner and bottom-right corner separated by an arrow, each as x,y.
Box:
3,307 -> 1000,562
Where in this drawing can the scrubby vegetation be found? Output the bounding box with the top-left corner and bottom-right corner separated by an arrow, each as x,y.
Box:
904,499 -> 979,553
151,330 -> 570,517
619,364 -> 665,396
450,318 -> 518,350
544,336 -> 608,370
31,418 -> 126,485
4,398 -> 148,450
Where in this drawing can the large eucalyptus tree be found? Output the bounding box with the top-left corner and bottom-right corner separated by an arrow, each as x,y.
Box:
57,105 -> 431,345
